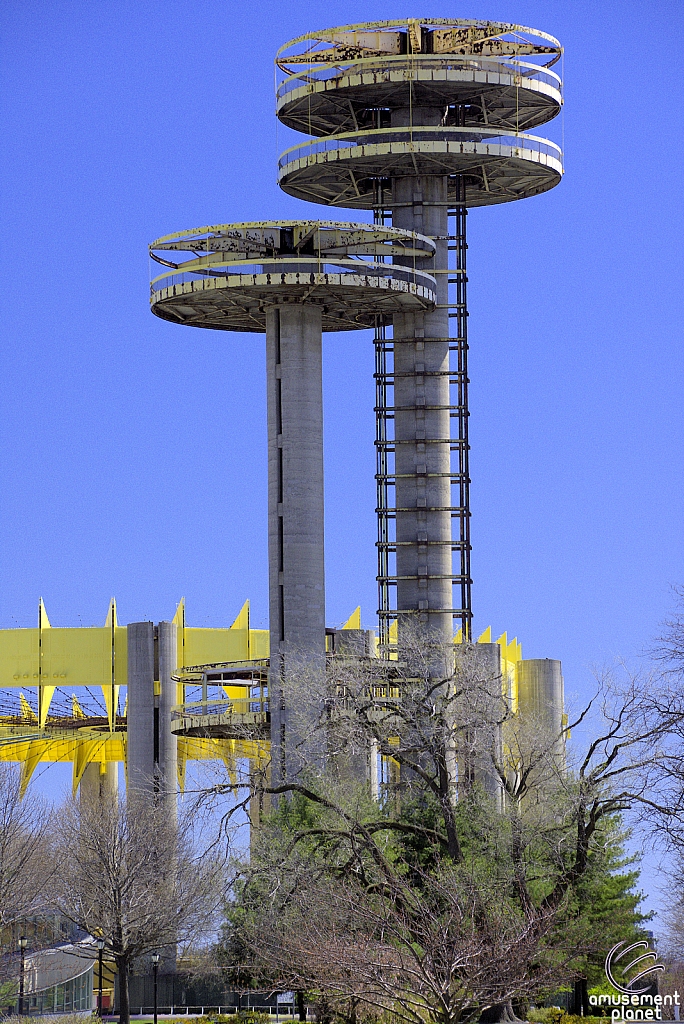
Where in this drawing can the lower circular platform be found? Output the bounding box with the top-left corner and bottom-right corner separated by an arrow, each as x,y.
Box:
149,221 -> 437,332
151,268 -> 435,332
278,127 -> 562,209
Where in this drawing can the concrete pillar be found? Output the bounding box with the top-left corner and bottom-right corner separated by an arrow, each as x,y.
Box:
126,621 -> 155,797
369,737 -> 380,801
266,303 -> 326,785
391,107 -> 452,640
333,629 -> 375,658
517,658 -> 565,755
80,762 -> 118,804
125,622 -> 177,974
157,620 -> 178,817
126,621 -> 178,815
248,760 -> 270,831
464,643 -> 504,809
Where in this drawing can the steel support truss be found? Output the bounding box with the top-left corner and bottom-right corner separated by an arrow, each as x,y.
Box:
375,178 -> 472,648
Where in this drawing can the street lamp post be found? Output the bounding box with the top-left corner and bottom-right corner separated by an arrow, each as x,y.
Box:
18,936 -> 27,1017
151,954 -> 160,1024
96,939 -> 105,1017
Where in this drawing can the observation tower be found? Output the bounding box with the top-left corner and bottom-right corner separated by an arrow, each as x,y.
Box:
149,220 -> 436,779
275,18 -> 563,643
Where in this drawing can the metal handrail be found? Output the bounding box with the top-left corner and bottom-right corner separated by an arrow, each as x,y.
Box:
275,18 -> 562,63
171,658 -> 269,683
150,259 -> 437,295
171,698 -> 269,719
276,54 -> 562,100
279,124 -> 562,169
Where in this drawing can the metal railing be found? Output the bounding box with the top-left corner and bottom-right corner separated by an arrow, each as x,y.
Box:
150,257 -> 437,298
171,696 -> 269,720
278,125 -> 563,172
276,53 -> 562,102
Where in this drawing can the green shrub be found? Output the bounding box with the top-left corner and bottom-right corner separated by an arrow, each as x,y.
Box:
528,1012 -> 606,1024
192,1014 -> 272,1024
529,1008 -> 565,1024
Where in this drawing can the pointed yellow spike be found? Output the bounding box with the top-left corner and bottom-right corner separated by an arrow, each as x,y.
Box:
72,694 -> 86,720
102,600 -> 117,731
341,606 -> 361,630
104,598 -> 117,628
37,598 -> 53,727
216,738 -> 239,783
230,600 -> 250,631
102,685 -> 120,731
477,626 -> 492,644
20,740 -> 48,797
505,636 -> 518,665
173,598 -> 185,630
38,598 -> 51,629
19,693 -> 38,723
173,598 -> 186,670
72,741 -> 93,797
496,632 -> 507,649
454,627 -> 463,644
39,685 -> 56,727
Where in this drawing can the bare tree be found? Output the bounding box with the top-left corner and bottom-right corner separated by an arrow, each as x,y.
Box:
0,763 -> 53,936
49,793 -> 227,1024
235,852 -> 576,1024
0,763 -> 54,1005
207,630 -> 683,1022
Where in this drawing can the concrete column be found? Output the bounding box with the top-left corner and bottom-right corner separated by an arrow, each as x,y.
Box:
391,108 -> 452,640
157,620 -> 178,817
80,762 -> 119,804
517,658 -> 565,757
126,621 -> 155,797
369,737 -> 380,801
464,643 -> 504,809
266,303 -> 326,785
248,760 -> 270,831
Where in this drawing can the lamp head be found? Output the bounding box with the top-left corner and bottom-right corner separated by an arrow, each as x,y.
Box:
18,936 -> 28,950
151,954 -> 160,965
96,939 -> 105,951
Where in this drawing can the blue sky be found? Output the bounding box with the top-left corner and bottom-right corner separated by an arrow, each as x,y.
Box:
1,0 -> 683,907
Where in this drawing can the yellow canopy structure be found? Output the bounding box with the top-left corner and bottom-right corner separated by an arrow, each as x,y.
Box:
0,599 -> 526,796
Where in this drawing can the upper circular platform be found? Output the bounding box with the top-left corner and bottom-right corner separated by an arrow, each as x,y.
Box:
149,221 -> 437,333
278,128 -> 563,209
276,19 -> 562,135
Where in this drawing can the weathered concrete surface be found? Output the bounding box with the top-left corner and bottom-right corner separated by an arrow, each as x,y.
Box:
266,303 -> 326,784
157,620 -> 178,816
126,621 -> 155,796
517,658 -> 565,750
80,761 -> 118,803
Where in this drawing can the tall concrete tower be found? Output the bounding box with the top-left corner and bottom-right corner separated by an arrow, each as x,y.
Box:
149,220 -> 436,780
275,18 -> 563,644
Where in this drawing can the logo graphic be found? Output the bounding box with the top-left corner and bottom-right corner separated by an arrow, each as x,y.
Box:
605,941 -> 666,995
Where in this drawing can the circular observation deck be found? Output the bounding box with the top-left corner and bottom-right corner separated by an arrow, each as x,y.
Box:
170,661 -> 270,741
276,19 -> 562,135
277,127 -> 563,209
150,220 -> 436,332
